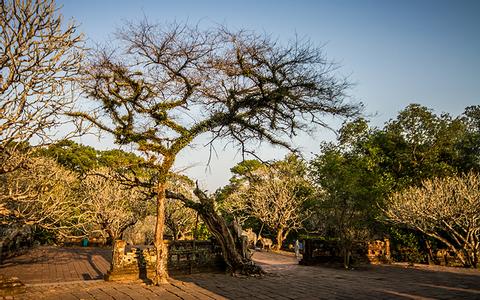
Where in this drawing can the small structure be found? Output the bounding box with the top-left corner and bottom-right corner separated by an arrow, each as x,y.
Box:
366,239 -> 390,264
105,239 -> 224,282
0,275 -> 25,297
300,238 -> 391,266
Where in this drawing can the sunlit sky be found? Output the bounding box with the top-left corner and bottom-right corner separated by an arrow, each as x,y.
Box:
58,0 -> 480,191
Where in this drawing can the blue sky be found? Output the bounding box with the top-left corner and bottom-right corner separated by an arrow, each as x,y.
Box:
59,0 -> 480,190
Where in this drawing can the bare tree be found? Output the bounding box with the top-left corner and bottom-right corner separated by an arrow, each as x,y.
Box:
0,157 -> 87,236
0,0 -> 83,173
71,21 -> 360,283
164,174 -> 197,240
225,157 -> 312,250
165,199 -> 197,240
384,172 -> 480,268
79,168 -> 148,245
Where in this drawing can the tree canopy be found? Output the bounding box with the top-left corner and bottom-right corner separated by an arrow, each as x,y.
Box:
69,20 -> 361,282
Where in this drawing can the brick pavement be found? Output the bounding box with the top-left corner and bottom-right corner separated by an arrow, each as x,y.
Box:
1,246 -> 111,284
1,246 -> 480,299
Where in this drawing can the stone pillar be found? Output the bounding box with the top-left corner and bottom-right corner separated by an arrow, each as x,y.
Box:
111,240 -> 126,271
384,238 -> 391,261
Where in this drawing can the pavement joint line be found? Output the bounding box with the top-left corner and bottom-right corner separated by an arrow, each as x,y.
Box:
25,279 -> 105,287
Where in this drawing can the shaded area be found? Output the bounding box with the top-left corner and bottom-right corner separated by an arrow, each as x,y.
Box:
0,246 -> 112,283
1,246 -> 480,299
174,251 -> 480,299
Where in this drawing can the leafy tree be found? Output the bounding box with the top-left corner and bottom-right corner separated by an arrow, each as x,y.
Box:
384,172 -> 480,268
70,21 -> 360,282
309,105 -> 480,266
0,0 -> 83,173
455,106 -> 480,173
37,140 -> 146,174
378,104 -> 475,187
310,128 -> 392,267
37,140 -> 99,174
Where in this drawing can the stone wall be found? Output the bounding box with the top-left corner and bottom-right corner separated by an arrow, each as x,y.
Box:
0,225 -> 33,263
105,240 -> 224,282
300,238 -> 391,266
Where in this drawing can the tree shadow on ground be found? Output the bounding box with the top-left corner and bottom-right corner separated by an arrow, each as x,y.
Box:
174,258 -> 480,299
0,246 -> 112,283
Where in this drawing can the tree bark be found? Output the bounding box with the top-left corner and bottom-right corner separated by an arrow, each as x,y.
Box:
275,228 -> 284,251
167,187 -> 264,275
153,180 -> 168,284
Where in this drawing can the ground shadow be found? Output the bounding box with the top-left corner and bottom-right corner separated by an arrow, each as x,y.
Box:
174,253 -> 480,299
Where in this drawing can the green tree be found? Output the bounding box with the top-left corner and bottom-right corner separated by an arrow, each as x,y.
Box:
309,120 -> 392,267
309,105 -> 480,266
37,140 -> 146,174
37,140 -> 99,174
378,104 -> 475,187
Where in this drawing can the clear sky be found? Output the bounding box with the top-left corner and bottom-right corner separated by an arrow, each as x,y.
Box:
58,0 -> 480,191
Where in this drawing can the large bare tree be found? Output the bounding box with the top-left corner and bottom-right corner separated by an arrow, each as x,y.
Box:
0,0 -> 83,173
71,21 -> 360,283
384,172 -> 480,268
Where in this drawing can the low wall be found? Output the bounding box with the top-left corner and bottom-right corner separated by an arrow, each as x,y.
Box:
300,238 -> 391,266
105,240 -> 224,281
0,225 -> 33,263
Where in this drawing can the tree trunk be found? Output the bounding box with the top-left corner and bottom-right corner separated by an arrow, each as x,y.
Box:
275,228 -> 284,251
424,232 -> 470,267
153,181 -> 168,285
424,239 -> 438,265
167,187 -> 263,275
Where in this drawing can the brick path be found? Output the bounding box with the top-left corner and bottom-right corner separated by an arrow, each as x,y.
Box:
1,246 -> 111,283
1,246 -> 480,299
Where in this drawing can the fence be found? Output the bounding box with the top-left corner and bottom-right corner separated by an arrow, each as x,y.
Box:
105,239 -> 224,281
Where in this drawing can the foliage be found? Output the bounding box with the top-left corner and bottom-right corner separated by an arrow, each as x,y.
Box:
387,227 -> 427,263
37,140 -> 146,174
309,126 -> 392,267
309,104 -> 480,267
377,104 -> 479,187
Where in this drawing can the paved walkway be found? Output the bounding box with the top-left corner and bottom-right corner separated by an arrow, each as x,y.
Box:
1,246 -> 480,299
1,246 -> 111,284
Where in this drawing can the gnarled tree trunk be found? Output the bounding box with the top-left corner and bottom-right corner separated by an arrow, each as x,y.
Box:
167,187 -> 263,275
